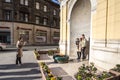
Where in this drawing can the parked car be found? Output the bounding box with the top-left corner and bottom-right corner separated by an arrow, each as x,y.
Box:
0,42 -> 7,51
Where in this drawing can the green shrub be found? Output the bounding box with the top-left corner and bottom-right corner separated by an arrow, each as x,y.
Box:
112,64 -> 120,72
47,50 -> 54,56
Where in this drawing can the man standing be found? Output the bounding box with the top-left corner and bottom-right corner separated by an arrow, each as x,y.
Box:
81,34 -> 87,59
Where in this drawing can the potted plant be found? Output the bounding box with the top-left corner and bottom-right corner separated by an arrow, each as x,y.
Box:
34,48 -> 40,60
75,63 -> 97,80
47,50 -> 55,56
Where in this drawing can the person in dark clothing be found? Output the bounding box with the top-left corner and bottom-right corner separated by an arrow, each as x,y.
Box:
75,38 -> 80,59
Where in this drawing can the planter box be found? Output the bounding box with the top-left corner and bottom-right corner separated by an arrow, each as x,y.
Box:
38,51 -> 48,54
109,70 -> 120,80
40,65 -> 46,80
36,56 -> 40,60
92,76 -> 119,80
109,70 -> 120,76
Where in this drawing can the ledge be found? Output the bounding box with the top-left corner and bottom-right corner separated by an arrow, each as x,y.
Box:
92,46 -> 120,53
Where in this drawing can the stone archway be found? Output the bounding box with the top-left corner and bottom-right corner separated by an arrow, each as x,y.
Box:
69,0 -> 91,57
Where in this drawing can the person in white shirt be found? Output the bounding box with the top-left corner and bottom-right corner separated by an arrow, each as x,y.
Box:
81,34 -> 87,59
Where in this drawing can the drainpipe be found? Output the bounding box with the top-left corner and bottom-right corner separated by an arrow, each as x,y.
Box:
105,0 -> 108,47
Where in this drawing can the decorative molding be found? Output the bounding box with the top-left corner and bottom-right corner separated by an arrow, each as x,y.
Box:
92,46 -> 120,53
0,26 -> 10,29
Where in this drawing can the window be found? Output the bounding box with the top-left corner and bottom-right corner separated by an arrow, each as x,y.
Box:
4,10 -> 11,20
19,31 -> 29,43
20,12 -> 29,22
43,18 -> 47,25
35,16 -> 40,24
53,32 -> 60,44
53,10 -> 56,15
36,2 -> 39,9
43,5 -> 47,12
20,0 -> 24,4
25,14 -> 28,22
20,0 -> 28,6
5,0 -> 11,2
53,20 -> 57,27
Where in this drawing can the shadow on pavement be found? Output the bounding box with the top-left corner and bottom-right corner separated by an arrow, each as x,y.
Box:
0,76 -> 41,80
0,68 -> 40,76
0,63 -> 38,70
0,49 -> 28,53
0,63 -> 41,80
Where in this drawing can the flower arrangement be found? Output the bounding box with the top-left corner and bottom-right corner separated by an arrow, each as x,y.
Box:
75,63 -> 114,80
40,62 -> 62,80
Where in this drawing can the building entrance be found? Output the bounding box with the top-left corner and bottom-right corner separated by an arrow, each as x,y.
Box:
0,32 -> 10,44
69,0 -> 91,58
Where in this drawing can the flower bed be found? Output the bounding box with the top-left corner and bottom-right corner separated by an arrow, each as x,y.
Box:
75,63 -> 119,80
34,49 -> 40,60
40,62 -> 62,80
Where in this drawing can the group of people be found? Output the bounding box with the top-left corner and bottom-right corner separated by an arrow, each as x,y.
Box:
75,34 -> 87,60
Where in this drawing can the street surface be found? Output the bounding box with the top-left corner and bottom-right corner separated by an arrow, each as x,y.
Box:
0,46 -> 58,80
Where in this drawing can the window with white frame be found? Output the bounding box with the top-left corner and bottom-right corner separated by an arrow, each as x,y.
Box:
36,2 -> 39,9
20,12 -> 29,22
20,0 -> 28,6
53,9 -> 56,15
4,10 -> 11,20
43,18 -> 47,25
25,14 -> 28,22
5,0 -> 11,2
53,20 -> 57,27
36,16 -> 40,24
43,5 -> 47,12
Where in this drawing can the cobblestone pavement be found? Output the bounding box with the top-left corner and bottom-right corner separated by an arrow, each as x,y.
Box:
0,51 -> 42,80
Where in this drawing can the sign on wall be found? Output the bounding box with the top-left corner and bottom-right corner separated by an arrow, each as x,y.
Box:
35,30 -> 47,43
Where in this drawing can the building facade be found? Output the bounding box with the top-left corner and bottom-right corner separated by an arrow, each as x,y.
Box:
59,0 -> 120,70
0,0 -> 60,45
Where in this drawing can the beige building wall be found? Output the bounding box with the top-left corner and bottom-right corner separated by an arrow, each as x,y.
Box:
92,0 -> 106,40
91,0 -> 120,70
60,0 -> 120,70
0,22 -> 59,45
14,23 -> 33,45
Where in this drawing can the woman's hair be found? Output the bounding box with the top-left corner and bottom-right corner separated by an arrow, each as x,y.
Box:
18,37 -> 22,41
82,34 -> 85,37
80,38 -> 82,41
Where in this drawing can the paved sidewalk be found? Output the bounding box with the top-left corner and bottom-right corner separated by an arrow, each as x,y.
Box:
0,51 -> 42,80
39,54 -> 89,80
